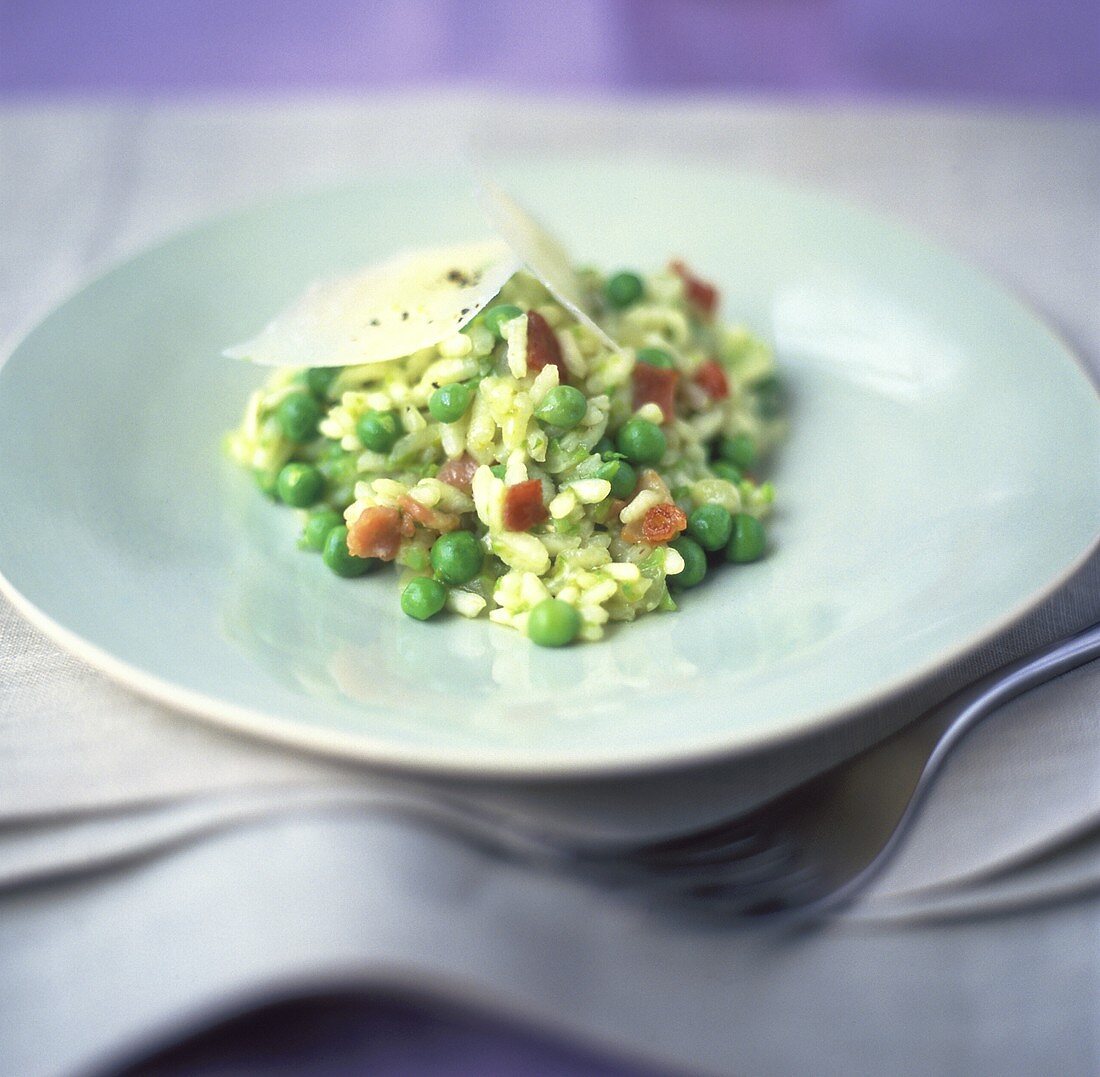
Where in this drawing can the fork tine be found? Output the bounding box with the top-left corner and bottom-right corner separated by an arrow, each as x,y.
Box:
679,840 -> 800,887
592,837 -> 801,896
579,820 -> 767,873
683,861 -> 827,916
623,829 -> 767,869
623,817 -> 761,859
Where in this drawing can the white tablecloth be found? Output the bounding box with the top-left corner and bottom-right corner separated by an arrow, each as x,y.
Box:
1,96 -> 1098,1077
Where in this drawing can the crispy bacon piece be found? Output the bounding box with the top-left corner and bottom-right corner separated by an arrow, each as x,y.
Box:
624,501 -> 682,543
398,495 -> 461,533
436,453 -> 479,494
669,259 -> 719,318
346,506 -> 408,561
640,502 -> 688,544
525,310 -> 568,381
632,363 -> 679,423
693,358 -> 729,400
502,479 -> 548,532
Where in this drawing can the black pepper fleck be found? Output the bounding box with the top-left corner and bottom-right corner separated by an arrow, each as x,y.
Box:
369,318 -> 380,327
401,311 -> 409,321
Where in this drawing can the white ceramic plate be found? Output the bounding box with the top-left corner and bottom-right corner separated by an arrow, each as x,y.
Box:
1,160 -> 1097,776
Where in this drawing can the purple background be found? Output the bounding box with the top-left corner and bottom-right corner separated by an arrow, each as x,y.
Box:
3,0 -> 1098,106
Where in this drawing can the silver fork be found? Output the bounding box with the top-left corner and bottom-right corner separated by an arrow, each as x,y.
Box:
401,621 -> 1100,918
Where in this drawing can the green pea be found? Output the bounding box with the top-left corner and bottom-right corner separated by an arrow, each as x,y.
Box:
710,460 -> 743,484
718,434 -> 757,470
615,419 -> 666,465
669,537 -> 707,589
356,409 -> 402,453
401,576 -> 448,621
428,382 -> 473,424
636,347 -> 675,369
299,509 -> 343,552
276,391 -> 322,443
687,503 -> 733,552
593,436 -> 616,456
490,464 -> 507,480
527,598 -> 582,647
726,513 -> 767,563
596,458 -> 637,499
483,304 -> 523,340
430,530 -> 483,586
305,366 -> 340,399
322,525 -> 375,577
534,385 -> 588,430
605,271 -> 644,309
276,462 -> 324,507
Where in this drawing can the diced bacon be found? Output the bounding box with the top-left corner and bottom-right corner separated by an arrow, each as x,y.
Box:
633,362 -> 679,423
525,310 -> 568,381
346,506 -> 405,561
640,502 -> 688,544
436,453 -> 479,494
502,479 -> 548,532
693,358 -> 729,400
398,495 -> 460,533
669,259 -> 719,318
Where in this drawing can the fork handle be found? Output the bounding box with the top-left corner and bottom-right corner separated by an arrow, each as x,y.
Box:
805,619 -> 1100,912
907,619 -> 1100,767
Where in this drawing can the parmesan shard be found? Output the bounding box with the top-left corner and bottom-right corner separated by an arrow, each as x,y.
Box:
223,240 -> 520,368
226,181 -> 622,370
475,177 -> 620,352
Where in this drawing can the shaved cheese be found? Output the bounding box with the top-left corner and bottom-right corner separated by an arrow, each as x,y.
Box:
225,181 -> 622,370
476,178 -> 620,352
224,240 -> 519,368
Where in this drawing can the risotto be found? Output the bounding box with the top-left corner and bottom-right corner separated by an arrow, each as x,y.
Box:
226,204 -> 783,646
